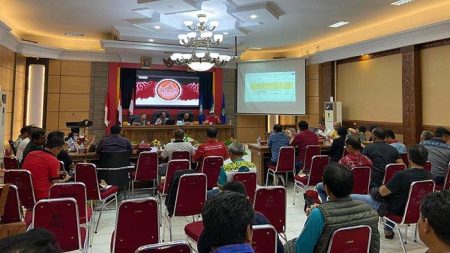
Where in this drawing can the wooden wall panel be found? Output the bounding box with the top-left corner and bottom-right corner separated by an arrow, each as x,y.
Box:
59,94 -> 90,112
47,60 -> 92,133
12,54 -> 26,141
421,44 -> 450,126
60,76 -> 91,93
0,45 -> 17,146
47,76 -> 61,94
61,61 -> 91,76
236,115 -> 266,143
337,54 -> 402,123
46,94 -> 60,111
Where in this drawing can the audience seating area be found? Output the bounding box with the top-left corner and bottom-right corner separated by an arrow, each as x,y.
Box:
1,139 -> 447,253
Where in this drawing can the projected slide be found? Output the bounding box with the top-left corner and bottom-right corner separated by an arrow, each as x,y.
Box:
244,72 -> 296,102
135,76 -> 199,107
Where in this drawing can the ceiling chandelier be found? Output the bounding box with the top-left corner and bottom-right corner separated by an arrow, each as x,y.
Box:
163,14 -> 231,72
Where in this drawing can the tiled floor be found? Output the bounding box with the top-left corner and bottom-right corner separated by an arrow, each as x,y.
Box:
86,148 -> 428,253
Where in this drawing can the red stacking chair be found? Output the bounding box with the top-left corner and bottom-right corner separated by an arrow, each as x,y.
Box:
4,170 -> 36,210
0,184 -> 23,224
383,180 -> 435,253
184,220 -> 203,245
293,155 -> 330,204
75,163 -> 118,233
3,156 -> 20,170
351,167 -> 371,194
171,150 -> 191,162
157,159 -> 190,218
163,173 -> 207,241
200,156 -> 224,189
32,198 -> 87,252
435,166 -> 450,191
111,198 -> 159,253
424,161 -> 432,172
400,153 -> 409,168
131,151 -> 158,196
135,241 -> 190,253
252,224 -> 278,253
254,187 -> 286,242
232,172 -> 257,202
326,225 -> 372,253
266,146 -> 295,186
302,145 -> 321,173
382,163 -> 406,185
49,183 -> 92,234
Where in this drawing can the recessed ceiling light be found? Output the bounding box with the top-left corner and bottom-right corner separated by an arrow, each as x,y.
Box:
391,0 -> 413,6
148,39 -> 154,42
223,32 -> 229,35
329,21 -> 350,28
154,25 -> 161,30
250,14 -> 258,19
248,47 -> 262,50
64,32 -> 84,37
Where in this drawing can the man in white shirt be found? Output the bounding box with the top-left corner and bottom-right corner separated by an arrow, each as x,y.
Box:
316,122 -> 331,138
16,126 -> 33,162
159,129 -> 195,177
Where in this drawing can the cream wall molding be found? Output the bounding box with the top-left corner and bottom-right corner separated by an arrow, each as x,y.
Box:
308,20 -> 450,64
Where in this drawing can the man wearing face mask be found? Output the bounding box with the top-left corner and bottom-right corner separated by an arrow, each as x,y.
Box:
22,136 -> 71,201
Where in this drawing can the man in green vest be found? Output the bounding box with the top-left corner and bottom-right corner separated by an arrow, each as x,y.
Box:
285,163 -> 380,253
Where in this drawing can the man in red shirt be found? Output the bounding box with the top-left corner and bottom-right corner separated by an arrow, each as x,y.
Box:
339,136 -> 373,169
290,120 -> 319,172
193,127 -> 229,171
316,136 -> 373,202
204,111 -> 221,125
22,136 -> 71,200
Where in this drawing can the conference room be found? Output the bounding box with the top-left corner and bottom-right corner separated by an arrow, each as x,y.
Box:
0,0 -> 450,253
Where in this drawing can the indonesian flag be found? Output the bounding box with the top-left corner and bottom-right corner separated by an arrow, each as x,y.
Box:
117,98 -> 122,124
104,91 -> 110,126
129,92 -> 135,115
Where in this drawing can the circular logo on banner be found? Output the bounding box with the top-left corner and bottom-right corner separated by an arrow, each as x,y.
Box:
155,79 -> 182,101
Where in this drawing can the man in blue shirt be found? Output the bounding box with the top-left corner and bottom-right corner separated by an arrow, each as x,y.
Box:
202,191 -> 255,253
285,163 -> 380,253
268,124 -> 290,165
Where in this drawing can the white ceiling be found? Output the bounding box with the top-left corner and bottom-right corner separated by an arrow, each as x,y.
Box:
0,0 -> 446,53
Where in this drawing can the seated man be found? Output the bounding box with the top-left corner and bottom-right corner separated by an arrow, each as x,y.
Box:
421,127 -> 450,185
15,125 -> 33,162
207,142 -> 255,198
133,113 -> 149,126
21,127 -> 46,164
290,121 -> 319,172
47,131 -> 73,172
357,126 -> 367,142
13,126 -> 31,155
363,127 -> 403,188
351,144 -> 434,239
204,111 -> 221,125
22,136 -> 71,201
385,129 -> 407,154
315,122 -> 331,138
202,191 -> 255,253
418,191 -> 450,253
181,112 -> 193,125
268,124 -> 290,165
328,126 -> 347,162
192,127 -> 229,171
285,163 -> 380,253
155,111 -> 169,125
198,181 -> 283,253
159,129 -> 196,177
316,136 -> 373,202
96,125 -> 132,154
420,130 -> 434,141
328,121 -> 342,140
